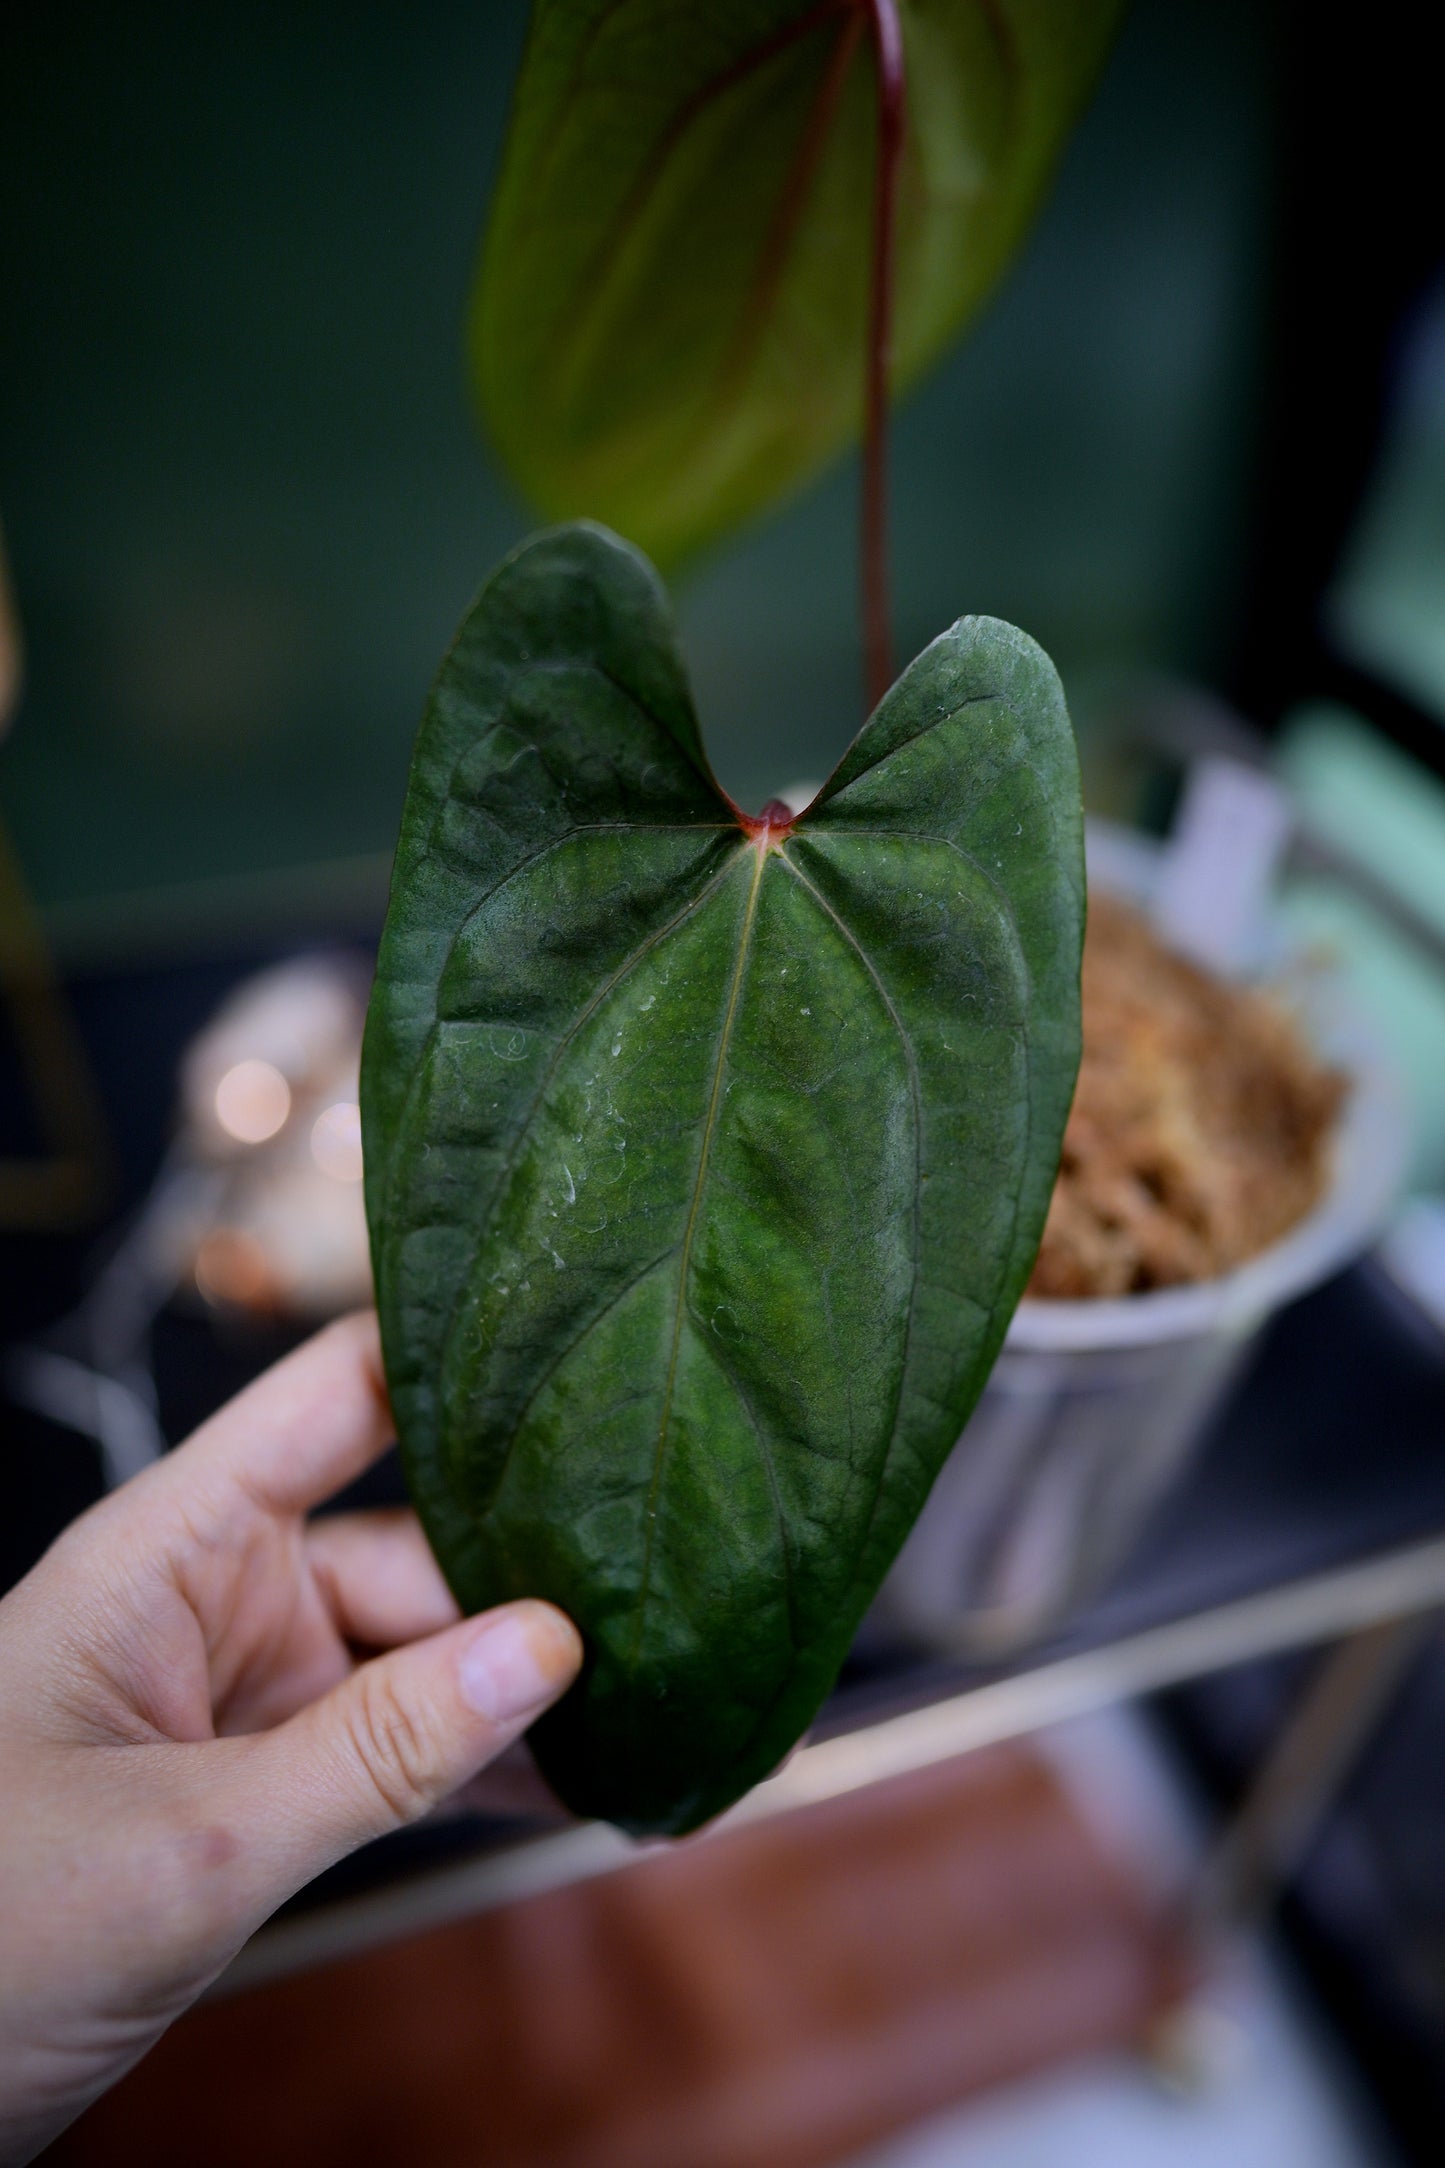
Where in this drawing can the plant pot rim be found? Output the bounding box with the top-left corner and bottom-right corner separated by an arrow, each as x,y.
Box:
1005,818 -> 1408,1355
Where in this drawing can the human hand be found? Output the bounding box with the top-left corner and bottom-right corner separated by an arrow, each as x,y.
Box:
0,1312 -> 581,2166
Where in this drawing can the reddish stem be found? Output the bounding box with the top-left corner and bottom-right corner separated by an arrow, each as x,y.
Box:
861,0 -> 905,715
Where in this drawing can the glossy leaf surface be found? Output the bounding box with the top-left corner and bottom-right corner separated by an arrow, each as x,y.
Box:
472,0 -> 1123,564
362,523 -> 1083,1833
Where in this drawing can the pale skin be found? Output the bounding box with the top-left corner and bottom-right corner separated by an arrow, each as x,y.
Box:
0,1311 -> 583,2166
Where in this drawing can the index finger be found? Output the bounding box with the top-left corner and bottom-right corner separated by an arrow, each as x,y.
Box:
179,1311 -> 396,1515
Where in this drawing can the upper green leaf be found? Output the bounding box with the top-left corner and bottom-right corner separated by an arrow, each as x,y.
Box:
472,0 -> 1124,564
361,522 -> 1083,1834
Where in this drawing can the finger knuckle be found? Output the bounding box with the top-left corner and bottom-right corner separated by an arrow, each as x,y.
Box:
347,1671 -> 443,1824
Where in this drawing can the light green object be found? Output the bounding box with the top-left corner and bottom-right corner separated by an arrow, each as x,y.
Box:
1279,705 -> 1445,1190
472,0 -> 1124,566
1331,285 -> 1445,720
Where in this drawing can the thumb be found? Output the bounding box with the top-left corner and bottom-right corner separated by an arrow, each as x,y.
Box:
234,1599 -> 582,1902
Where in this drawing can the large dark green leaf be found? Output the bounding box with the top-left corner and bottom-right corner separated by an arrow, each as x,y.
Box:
361,522 -> 1082,1834
472,0 -> 1123,564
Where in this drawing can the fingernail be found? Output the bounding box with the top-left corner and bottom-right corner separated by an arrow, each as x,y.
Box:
458,1604 -> 580,1723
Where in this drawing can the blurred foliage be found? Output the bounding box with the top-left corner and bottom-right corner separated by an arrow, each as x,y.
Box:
474,0 -> 1123,566
0,1 -> 1268,936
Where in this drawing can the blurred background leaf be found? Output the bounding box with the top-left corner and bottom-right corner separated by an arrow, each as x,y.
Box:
0,0 -> 1277,939
474,0 -> 1125,567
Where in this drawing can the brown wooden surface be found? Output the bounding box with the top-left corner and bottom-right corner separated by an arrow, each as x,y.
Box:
53,1743 -> 1178,2168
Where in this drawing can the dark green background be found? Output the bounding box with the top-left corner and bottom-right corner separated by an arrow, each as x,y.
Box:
0,0 -> 1269,952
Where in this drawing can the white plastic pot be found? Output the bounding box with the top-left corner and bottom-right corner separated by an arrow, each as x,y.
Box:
878,820 -> 1408,1655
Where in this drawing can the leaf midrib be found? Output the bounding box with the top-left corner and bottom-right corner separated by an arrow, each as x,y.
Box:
775,841 -> 924,1584
626,836 -> 771,1674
